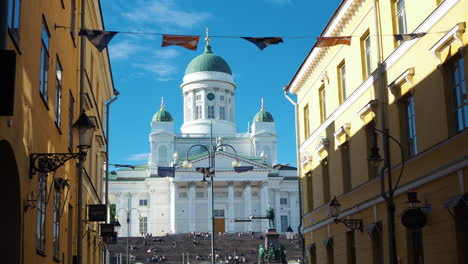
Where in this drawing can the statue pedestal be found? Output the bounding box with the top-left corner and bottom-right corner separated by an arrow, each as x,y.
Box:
264,229 -> 280,250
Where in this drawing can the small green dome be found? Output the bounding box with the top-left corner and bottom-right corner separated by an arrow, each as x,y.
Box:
185,45 -> 232,75
152,100 -> 173,122
253,99 -> 274,122
254,110 -> 274,122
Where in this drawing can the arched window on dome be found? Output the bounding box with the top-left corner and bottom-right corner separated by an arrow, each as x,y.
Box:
158,146 -> 168,164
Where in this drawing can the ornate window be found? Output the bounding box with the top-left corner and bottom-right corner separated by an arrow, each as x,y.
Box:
36,172 -> 47,253
139,217 -> 148,234
208,105 -> 214,119
40,19 -> 50,104
55,57 -> 63,127
362,32 -> 372,78
448,56 -> 468,132
8,0 -> 21,43
401,94 -> 418,157
319,86 -> 326,123
219,106 -> 225,120
338,61 -> 347,103
395,0 -> 407,35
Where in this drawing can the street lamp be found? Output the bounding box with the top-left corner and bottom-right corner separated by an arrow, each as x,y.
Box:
329,197 -> 363,232
116,208 -> 142,264
29,112 -> 96,177
286,226 -> 294,240
183,141 -> 252,264
369,127 -> 405,264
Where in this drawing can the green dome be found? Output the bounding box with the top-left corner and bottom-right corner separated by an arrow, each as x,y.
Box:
254,110 -> 274,122
152,107 -> 173,122
254,100 -> 274,122
185,45 -> 232,75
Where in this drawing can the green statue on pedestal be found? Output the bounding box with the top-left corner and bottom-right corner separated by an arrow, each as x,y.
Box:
265,205 -> 275,229
258,242 -> 287,264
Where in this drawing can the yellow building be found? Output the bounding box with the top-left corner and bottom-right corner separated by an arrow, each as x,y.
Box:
0,0 -> 115,263
286,0 -> 467,263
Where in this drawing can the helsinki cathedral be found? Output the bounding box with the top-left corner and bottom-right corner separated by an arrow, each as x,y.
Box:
108,39 -> 299,237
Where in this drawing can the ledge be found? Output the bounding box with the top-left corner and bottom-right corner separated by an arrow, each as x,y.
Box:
429,22 -> 465,63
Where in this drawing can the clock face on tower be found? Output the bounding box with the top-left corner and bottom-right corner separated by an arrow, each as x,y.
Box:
207,93 -> 215,101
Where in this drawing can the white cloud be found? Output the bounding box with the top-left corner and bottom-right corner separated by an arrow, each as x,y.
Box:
154,49 -> 179,59
127,153 -> 149,162
109,41 -> 144,60
123,0 -> 211,29
133,62 -> 177,77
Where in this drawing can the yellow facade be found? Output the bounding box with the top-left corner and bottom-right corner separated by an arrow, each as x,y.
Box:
287,0 -> 467,263
1,0 -> 114,263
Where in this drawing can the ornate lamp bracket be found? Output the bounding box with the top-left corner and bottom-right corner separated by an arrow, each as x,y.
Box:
30,152 -> 87,178
334,218 -> 363,232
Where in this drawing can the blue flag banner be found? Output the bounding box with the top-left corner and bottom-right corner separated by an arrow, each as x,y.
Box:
234,166 -> 254,173
241,37 -> 284,50
394,33 -> 426,41
79,29 -> 118,51
157,167 -> 175,177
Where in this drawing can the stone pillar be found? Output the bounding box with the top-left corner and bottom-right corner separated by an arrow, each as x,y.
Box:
149,188 -> 158,235
207,181 -> 213,232
170,182 -> 178,234
274,189 -> 281,232
191,90 -> 196,120
227,181 -> 234,232
260,181 -> 269,232
130,192 -> 138,236
189,182 -> 196,232
244,181 -> 252,232
289,192 -> 298,233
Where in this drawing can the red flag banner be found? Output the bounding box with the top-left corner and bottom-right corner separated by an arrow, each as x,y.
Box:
315,36 -> 352,47
161,34 -> 200,50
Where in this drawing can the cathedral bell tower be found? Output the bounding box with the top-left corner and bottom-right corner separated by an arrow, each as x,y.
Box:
180,30 -> 237,135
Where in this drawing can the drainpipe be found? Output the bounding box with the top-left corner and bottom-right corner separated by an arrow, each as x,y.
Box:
105,92 -> 119,213
77,0 -> 86,263
0,0 -> 8,50
373,1 -> 397,263
283,86 -> 306,263
103,92 -> 118,264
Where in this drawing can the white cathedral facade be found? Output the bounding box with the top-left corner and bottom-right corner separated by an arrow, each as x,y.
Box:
108,43 -> 299,237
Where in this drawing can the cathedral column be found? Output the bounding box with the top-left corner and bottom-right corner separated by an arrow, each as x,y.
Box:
149,188 -> 158,235
189,181 -> 196,232
207,181 -> 213,232
274,188 -> 281,232
129,192 -> 138,236
289,192 -> 298,232
227,181 -> 234,233
170,182 -> 178,234
191,90 -> 196,120
260,181 -> 269,232
244,181 -> 252,232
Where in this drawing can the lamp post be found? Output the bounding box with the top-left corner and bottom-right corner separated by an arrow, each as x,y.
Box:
183,140 -> 252,264
368,128 -> 405,264
329,197 -> 363,232
29,112 -> 95,264
116,208 -> 141,264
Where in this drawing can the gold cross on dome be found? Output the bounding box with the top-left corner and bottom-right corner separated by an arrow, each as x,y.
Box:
205,27 -> 211,46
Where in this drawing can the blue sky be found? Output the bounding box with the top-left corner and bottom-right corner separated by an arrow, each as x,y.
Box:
101,0 -> 342,166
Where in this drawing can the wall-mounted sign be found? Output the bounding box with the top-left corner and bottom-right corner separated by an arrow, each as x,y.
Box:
88,204 -> 107,221
100,224 -> 114,237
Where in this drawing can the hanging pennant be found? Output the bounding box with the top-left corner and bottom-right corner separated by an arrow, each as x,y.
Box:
161,34 -> 200,51
241,37 -> 284,50
315,36 -> 352,47
79,29 -> 118,51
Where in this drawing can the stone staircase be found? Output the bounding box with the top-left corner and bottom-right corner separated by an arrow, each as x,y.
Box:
106,233 -> 303,264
